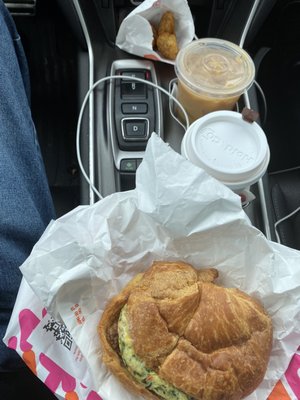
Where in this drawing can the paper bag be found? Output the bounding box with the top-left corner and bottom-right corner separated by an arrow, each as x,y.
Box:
116,0 -> 195,64
4,133 -> 300,400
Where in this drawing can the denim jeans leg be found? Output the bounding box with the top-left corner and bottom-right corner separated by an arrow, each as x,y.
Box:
0,0 -> 56,371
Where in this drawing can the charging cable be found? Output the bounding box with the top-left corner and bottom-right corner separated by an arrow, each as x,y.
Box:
270,168 -> 300,245
76,75 -> 190,200
274,206 -> 300,244
253,79 -> 267,126
168,78 -> 189,131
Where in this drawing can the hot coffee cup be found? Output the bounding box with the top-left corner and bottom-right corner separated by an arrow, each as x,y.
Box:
181,111 -> 270,194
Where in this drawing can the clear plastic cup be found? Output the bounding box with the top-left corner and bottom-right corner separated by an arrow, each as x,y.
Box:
175,38 -> 255,123
181,111 -> 270,193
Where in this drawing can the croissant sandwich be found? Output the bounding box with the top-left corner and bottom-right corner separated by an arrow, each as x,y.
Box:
98,261 -> 273,400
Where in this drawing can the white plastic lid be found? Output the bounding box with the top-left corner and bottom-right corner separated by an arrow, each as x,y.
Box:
181,111 -> 270,191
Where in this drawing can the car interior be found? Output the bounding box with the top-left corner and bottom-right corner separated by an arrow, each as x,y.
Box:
4,0 -> 300,397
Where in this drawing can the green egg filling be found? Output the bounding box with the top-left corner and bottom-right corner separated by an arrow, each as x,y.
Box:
118,306 -> 191,400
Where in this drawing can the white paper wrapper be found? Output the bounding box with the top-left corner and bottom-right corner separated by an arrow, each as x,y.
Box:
11,133 -> 300,399
116,0 -> 195,64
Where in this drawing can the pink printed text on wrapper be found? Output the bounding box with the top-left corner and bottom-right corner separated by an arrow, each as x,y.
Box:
7,307 -> 102,400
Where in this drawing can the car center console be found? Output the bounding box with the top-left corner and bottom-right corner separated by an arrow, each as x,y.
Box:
57,0 -> 278,242
108,59 -> 163,190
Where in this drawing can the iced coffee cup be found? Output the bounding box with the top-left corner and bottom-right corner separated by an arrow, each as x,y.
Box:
181,111 -> 270,194
175,38 -> 255,123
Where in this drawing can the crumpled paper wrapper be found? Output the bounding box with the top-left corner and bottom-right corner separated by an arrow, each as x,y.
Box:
20,133 -> 300,399
116,0 -> 195,64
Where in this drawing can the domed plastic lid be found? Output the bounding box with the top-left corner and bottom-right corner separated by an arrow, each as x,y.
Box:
181,111 -> 270,190
175,38 -> 255,98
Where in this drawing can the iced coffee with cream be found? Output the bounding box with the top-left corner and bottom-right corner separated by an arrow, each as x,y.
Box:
175,38 -> 255,123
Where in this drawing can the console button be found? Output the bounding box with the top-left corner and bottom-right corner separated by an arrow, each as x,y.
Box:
121,71 -> 145,80
122,103 -> 148,114
121,82 -> 147,98
121,70 -> 147,98
122,118 -> 149,140
120,159 -> 137,172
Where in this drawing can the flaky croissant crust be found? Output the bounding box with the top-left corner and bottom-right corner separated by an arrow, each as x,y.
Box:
98,261 -> 273,400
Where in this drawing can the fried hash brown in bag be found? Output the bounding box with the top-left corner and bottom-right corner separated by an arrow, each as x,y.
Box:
157,33 -> 178,61
152,11 -> 179,60
158,11 -> 175,35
